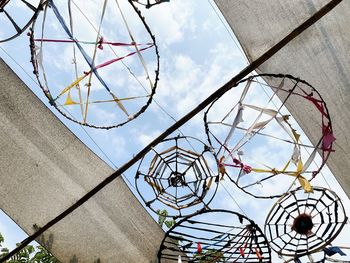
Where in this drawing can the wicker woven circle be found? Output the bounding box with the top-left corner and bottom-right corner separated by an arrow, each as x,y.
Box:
135,136 -> 219,218
265,187 -> 347,257
158,209 -> 271,262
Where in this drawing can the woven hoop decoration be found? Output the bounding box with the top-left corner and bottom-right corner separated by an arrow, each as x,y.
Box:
135,136 -> 219,219
29,0 -> 159,129
265,187 -> 347,257
204,73 -> 333,199
158,209 -> 271,262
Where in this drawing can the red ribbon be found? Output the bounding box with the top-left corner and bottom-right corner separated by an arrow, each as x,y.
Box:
197,242 -> 202,254
322,124 -> 336,151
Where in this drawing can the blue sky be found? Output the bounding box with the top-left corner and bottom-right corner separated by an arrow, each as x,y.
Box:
0,0 -> 350,262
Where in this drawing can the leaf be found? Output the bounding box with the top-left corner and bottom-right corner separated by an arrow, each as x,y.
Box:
164,220 -> 175,229
157,209 -> 168,227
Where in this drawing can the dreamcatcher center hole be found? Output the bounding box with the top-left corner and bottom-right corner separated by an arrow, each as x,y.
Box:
169,172 -> 186,187
291,213 -> 314,235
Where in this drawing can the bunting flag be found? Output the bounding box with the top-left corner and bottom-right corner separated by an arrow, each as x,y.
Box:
197,242 -> 202,254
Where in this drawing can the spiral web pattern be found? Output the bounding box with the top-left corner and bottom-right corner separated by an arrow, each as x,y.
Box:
265,187 -> 347,257
135,136 -> 219,218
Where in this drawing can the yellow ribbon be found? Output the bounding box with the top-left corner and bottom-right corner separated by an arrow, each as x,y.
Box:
251,159 -> 313,193
58,74 -> 88,98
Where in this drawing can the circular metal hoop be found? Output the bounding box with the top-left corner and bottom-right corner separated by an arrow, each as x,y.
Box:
135,136 -> 219,219
0,0 -> 44,42
30,0 -> 159,129
204,73 -> 333,199
265,187 -> 347,257
158,209 -> 271,262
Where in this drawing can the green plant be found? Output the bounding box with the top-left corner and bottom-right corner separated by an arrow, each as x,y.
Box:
0,232 -> 59,263
157,209 -> 176,229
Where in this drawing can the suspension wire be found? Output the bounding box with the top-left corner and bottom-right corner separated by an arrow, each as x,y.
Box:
207,0 -> 248,65
0,0 -> 342,261
0,46 -> 39,87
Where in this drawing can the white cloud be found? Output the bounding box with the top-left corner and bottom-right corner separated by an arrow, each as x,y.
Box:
145,1 -> 196,45
137,130 -> 162,148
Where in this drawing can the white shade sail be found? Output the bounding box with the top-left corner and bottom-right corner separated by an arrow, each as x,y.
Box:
215,0 -> 350,197
0,58 -> 164,262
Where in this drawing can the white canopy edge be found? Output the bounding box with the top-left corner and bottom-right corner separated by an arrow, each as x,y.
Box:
215,0 -> 350,197
0,58 -> 164,262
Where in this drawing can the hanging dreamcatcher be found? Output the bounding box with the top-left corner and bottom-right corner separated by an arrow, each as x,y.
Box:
157,209 -> 271,262
204,74 -> 334,198
0,0 -> 44,42
135,136 -> 219,219
265,187 -> 347,258
131,0 -> 170,9
29,0 -> 159,129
